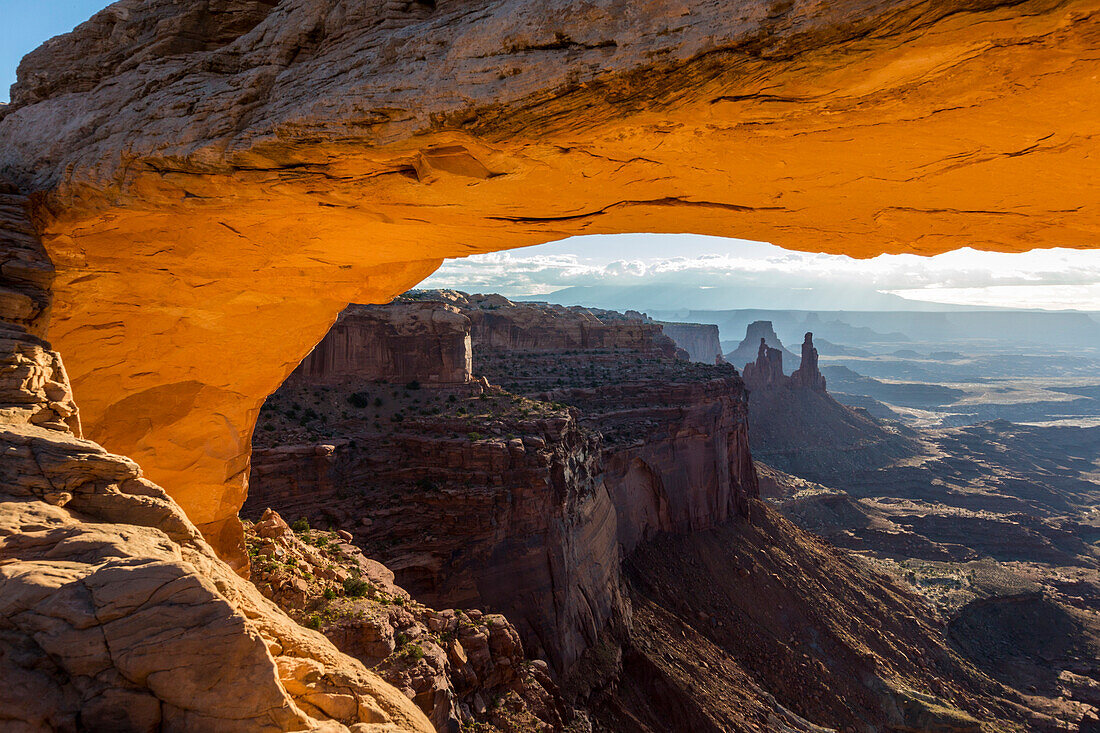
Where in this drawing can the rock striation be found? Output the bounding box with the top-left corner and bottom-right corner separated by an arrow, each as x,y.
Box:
288,302 -> 473,387
1,0 -> 1097,563
248,294 -> 757,685
247,374 -> 625,680
0,186 -> 434,732
444,294 -> 759,553
417,292 -> 683,358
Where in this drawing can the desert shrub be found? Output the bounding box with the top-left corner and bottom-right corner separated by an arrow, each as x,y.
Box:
399,642 -> 425,661
415,477 -> 438,491
306,615 -> 322,630
343,577 -> 372,598
322,587 -> 336,600
291,517 -> 310,532
405,380 -> 421,390
374,396 -> 384,407
391,413 -> 404,422
347,392 -> 371,409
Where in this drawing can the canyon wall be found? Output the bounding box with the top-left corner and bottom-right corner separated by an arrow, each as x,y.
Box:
249,296 -> 757,681
248,376 -> 625,679
0,185 -> 433,732
288,302 -> 473,387
534,378 -> 758,554
656,322 -> 723,363
453,296 -> 759,550
428,292 -> 682,358
1,0 -> 1094,563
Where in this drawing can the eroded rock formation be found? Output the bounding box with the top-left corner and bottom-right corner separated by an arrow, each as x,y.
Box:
726,321 -> 799,371
248,295 -> 756,684
247,374 -> 625,679
743,331 -> 919,480
0,186 -> 433,733
246,510 -> 571,732
2,0 -> 1096,561
288,302 -> 473,387
790,332 -> 827,391
742,338 -> 786,391
653,322 -> 722,363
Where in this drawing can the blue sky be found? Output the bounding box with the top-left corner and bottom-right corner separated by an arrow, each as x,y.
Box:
0,0 -> 110,102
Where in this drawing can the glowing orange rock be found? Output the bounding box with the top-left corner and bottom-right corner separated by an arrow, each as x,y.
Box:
1,0 -> 1097,562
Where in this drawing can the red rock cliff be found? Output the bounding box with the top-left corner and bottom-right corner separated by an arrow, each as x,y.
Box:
289,302 -> 472,386
420,292 -> 682,358
248,380 -> 625,679
461,297 -> 760,552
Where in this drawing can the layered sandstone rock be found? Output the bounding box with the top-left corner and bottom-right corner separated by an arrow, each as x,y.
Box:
0,188 -> 433,732
655,322 -> 722,363
422,292 -> 682,358
247,377 -> 625,679
245,510 -> 571,732
2,0 -> 1096,561
249,295 -> 755,685
460,297 -> 759,552
288,302 -> 473,387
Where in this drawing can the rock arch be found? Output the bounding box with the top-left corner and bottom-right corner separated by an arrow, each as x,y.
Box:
1,0 -> 1097,563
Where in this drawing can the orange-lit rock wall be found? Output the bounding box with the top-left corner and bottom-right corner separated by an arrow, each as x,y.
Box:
0,0 -> 1097,560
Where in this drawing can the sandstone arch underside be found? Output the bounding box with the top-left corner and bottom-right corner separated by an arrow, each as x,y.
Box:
0,0 -> 1097,564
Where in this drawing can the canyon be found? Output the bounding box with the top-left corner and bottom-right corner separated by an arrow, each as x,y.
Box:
0,1 -> 1098,731
737,326 -> 1099,730
1,0 -> 1098,567
247,293 -> 1090,730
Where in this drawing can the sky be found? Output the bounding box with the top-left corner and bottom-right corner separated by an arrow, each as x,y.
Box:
5,5 -> 1099,313
0,0 -> 110,103
419,235 -> 1100,312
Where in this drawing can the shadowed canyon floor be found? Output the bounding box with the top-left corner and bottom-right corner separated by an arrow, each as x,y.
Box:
244,293 -> 1095,731
736,326 -> 1099,729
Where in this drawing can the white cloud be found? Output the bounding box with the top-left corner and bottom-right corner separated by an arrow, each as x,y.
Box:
420,236 -> 1100,310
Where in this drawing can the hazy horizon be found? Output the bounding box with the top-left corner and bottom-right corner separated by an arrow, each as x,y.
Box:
420,234 -> 1100,313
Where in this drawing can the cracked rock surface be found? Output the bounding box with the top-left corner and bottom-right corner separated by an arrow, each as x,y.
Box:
0,0 -> 1095,561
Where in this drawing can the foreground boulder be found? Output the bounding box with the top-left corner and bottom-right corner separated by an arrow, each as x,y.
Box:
245,510 -> 575,732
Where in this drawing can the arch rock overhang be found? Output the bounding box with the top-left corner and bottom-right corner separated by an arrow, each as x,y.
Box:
0,0 -> 1097,563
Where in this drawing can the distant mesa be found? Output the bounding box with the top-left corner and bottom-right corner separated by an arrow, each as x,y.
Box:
725,321 -> 800,371
654,321 -> 722,363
